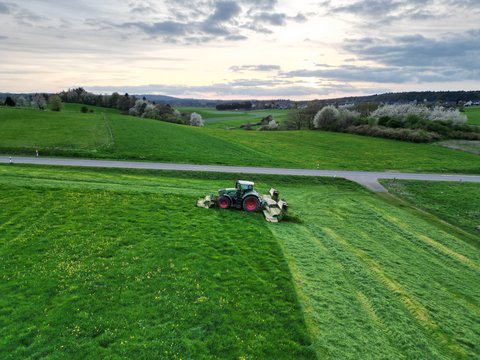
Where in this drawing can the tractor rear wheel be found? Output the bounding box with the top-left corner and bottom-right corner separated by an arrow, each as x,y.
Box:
218,196 -> 231,209
243,196 -> 260,212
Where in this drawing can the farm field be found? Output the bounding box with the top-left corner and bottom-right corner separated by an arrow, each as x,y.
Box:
382,179 -> 480,237
1,105 -> 479,173
466,106 -> 480,125
0,106 -> 113,156
178,107 -> 288,129
1,164 -> 479,358
0,165 -> 314,359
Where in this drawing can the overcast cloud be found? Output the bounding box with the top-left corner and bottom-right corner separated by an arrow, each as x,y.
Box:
0,0 -> 478,99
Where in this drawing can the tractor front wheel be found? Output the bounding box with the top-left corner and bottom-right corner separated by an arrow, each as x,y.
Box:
218,196 -> 231,209
243,196 -> 260,212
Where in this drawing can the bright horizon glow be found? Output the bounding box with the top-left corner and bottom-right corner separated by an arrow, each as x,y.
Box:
0,0 -> 479,100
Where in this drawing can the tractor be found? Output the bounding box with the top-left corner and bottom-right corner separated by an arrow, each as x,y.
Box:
197,180 -> 288,222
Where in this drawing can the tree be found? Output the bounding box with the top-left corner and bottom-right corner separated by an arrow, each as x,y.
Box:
190,112 -> 204,127
109,92 -> 120,108
15,96 -> 28,107
284,109 -> 304,130
48,95 -> 63,111
117,93 -> 131,112
4,96 -> 15,107
313,105 -> 340,131
32,93 -> 47,110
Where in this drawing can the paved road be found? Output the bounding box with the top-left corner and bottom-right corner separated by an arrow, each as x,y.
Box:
1,156 -> 480,192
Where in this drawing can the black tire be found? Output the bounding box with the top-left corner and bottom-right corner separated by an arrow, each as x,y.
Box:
218,196 -> 231,209
242,196 -> 260,212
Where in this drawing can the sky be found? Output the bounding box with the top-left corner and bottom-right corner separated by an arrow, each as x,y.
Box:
0,0 -> 479,100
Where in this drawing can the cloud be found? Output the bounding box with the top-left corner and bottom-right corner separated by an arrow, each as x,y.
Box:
0,2 -> 47,26
85,81 -> 378,98
344,30 -> 480,71
208,1 -> 241,22
284,30 -> 480,84
230,64 -> 281,72
255,12 -> 287,26
129,2 -> 157,15
0,2 -> 11,14
325,0 -> 440,25
284,66 -> 413,83
112,0 -> 310,43
125,21 -> 188,37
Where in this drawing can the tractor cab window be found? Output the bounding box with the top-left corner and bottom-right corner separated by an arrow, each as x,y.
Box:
236,182 -> 253,191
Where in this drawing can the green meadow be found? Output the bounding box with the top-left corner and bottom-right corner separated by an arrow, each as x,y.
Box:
178,107 -> 289,129
382,179 -> 480,237
466,106 -> 480,125
1,165 -> 479,358
1,105 -> 479,173
0,165 -> 314,359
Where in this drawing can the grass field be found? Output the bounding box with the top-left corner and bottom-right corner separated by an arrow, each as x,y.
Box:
0,106 -> 113,155
466,106 -> 480,125
0,165 -> 314,359
178,107 -> 288,129
1,165 -> 479,358
382,179 -> 480,236
1,104 -> 479,173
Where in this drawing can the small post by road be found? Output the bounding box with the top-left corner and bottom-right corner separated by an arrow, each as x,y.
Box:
36,149 -> 39,157
9,156 -> 12,164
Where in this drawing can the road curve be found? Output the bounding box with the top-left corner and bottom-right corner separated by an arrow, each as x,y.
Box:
1,156 -> 480,192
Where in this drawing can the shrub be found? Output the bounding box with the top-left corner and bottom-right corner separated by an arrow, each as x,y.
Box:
81,106 -> 89,113
371,104 -> 467,124
190,112 -> 204,127
48,95 -> 63,112
313,105 -> 340,130
284,109 -> 306,130
345,125 -> 442,143
338,108 -> 361,128
260,119 -> 279,131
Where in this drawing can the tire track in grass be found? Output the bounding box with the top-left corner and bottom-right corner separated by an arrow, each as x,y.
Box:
271,223 -> 406,359
341,200 -> 480,352
382,213 -> 480,272
364,198 -> 480,265
352,224 -> 480,318
357,199 -> 480,287
322,226 -> 468,359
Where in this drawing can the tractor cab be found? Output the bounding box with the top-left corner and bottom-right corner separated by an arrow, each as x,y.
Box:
236,180 -> 254,194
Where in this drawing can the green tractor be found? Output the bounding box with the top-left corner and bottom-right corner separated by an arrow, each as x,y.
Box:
197,180 -> 288,222
217,180 -> 261,212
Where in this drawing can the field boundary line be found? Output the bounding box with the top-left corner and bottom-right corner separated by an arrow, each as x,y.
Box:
102,112 -> 115,148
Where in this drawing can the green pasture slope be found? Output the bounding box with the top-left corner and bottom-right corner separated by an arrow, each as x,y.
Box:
465,106 -> 480,125
383,179 -> 480,236
0,106 -> 113,155
1,104 -> 479,173
1,164 -> 479,358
